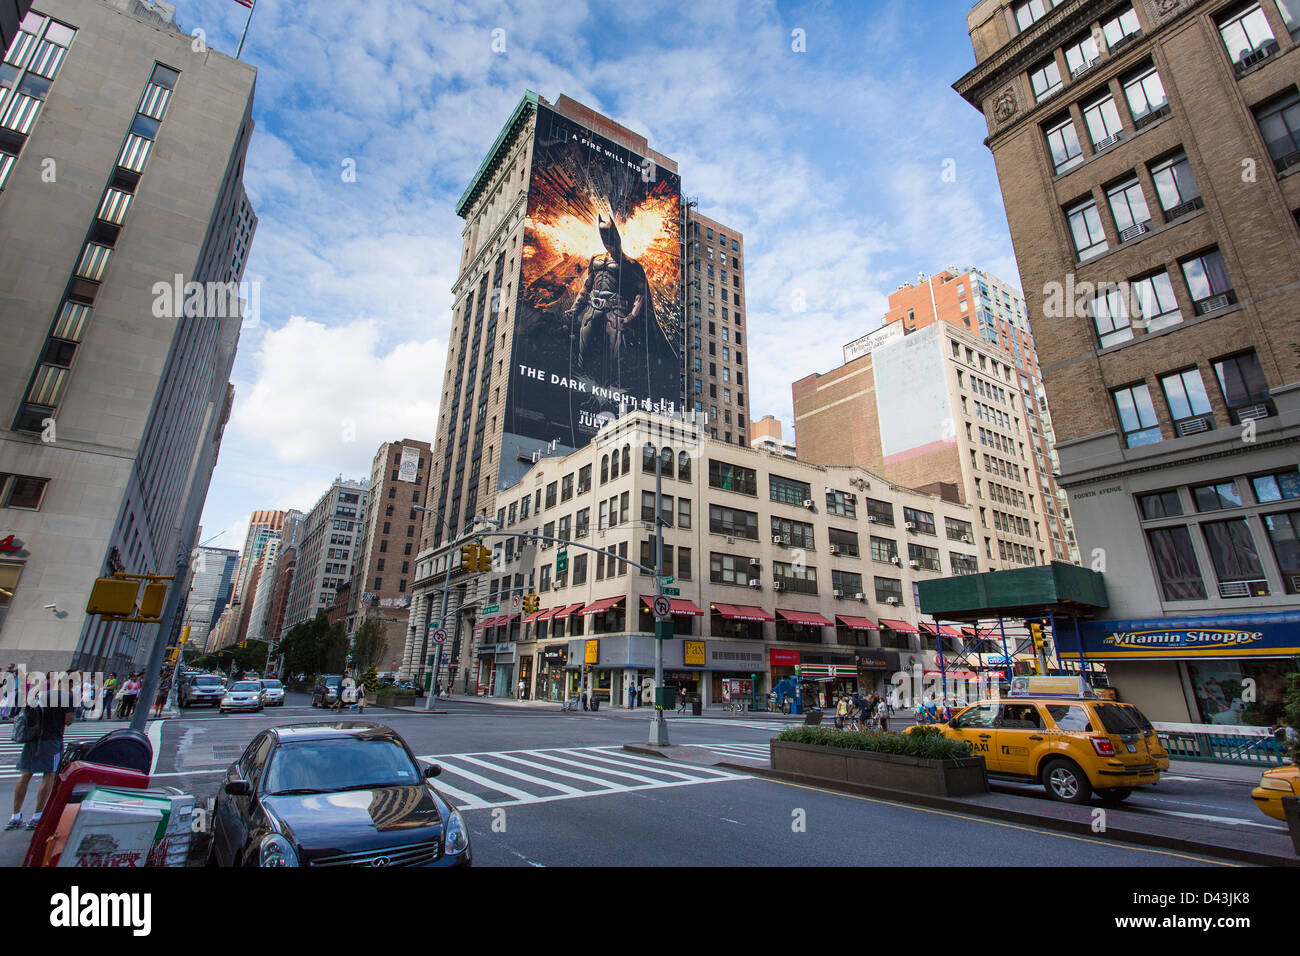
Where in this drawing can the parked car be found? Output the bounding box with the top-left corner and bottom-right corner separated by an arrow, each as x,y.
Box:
181,674 -> 226,708
221,681 -> 265,714
311,675 -> 342,708
258,679 -> 286,707
206,723 -> 471,867
1251,764 -> 1299,822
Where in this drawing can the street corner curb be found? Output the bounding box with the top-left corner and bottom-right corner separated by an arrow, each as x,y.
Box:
743,766 -> 1299,868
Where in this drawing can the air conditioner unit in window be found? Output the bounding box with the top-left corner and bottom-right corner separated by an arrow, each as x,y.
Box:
829,545 -> 840,555
772,535 -> 784,545
886,597 -> 900,606
1094,131 -> 1124,152
867,516 -> 879,524
854,592 -> 866,602
891,557 -> 901,566
1235,403 -> 1271,423
908,560 -> 920,569
748,558 -> 761,568
772,582 -> 786,592
1174,415 -> 1213,437
803,499 -> 815,509
833,589 -> 845,598
961,535 -> 973,544
1195,293 -> 1232,316
748,578 -> 762,589
905,522 -> 916,531
1119,222 -> 1150,243
726,537 -> 736,545
1236,41 -> 1277,71
1218,579 -> 1269,599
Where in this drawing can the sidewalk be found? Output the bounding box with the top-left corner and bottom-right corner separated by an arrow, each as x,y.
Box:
1167,758 -> 1270,785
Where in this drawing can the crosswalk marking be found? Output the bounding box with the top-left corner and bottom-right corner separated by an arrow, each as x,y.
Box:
0,725 -> 136,779
679,719 -> 796,732
685,743 -> 771,763
414,746 -> 750,811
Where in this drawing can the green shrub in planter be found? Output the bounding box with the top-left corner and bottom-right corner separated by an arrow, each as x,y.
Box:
777,725 -> 974,761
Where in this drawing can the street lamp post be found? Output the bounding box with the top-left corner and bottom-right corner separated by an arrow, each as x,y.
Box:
648,445 -> 669,746
414,505 -> 461,711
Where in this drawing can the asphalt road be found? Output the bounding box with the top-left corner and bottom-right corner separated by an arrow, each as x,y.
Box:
0,693 -> 1265,866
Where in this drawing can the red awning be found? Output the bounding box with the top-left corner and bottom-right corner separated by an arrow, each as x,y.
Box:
639,596 -> 705,616
776,609 -> 834,628
533,607 -> 562,622
522,608 -> 549,624
496,614 -> 520,628
925,669 -> 980,680
473,616 -> 500,631
920,623 -> 964,639
711,603 -> 775,622
961,626 -> 976,638
835,615 -> 878,631
582,596 -> 625,616
878,618 -> 919,634
552,603 -> 587,619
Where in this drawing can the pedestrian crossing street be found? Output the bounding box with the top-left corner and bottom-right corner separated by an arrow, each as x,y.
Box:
412,745 -> 754,811
0,724 -> 123,781
682,742 -> 772,765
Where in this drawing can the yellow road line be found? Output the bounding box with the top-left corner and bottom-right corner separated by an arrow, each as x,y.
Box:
767,779 -> 1239,866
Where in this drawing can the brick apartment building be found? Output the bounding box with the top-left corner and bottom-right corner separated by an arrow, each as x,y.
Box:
955,0 -> 1300,723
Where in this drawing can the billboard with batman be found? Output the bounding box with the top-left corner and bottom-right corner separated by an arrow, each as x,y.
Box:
499,103 -> 682,489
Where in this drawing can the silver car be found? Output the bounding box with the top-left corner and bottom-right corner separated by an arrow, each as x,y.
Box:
258,679 -> 285,707
220,681 -> 265,714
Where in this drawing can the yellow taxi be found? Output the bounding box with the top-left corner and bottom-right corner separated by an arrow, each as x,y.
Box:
919,676 -> 1163,804
1250,764 -> 1299,822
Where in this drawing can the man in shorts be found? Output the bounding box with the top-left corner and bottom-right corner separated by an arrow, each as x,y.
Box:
7,679 -> 75,831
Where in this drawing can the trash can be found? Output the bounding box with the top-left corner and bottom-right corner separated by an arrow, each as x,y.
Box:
803,708 -> 823,726
691,697 -> 702,717
590,696 -> 600,712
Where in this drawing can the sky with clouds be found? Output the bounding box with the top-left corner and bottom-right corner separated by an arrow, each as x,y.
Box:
177,0 -> 1022,556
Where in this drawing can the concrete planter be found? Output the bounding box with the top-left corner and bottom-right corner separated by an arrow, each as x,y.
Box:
376,695 -> 415,708
771,740 -> 987,797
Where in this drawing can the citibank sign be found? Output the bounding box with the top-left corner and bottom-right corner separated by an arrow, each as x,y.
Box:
1102,629 -> 1265,651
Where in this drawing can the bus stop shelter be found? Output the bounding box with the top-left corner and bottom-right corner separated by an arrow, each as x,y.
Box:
917,562 -> 1110,695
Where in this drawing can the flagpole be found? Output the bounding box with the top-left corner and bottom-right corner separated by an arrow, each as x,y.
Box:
236,0 -> 258,60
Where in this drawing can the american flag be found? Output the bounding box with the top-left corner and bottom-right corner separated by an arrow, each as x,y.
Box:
231,0 -> 255,8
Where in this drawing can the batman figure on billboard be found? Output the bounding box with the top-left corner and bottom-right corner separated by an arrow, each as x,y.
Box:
566,215 -> 654,395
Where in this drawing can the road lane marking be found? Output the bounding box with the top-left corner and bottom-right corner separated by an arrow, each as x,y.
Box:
451,754 -> 585,796
765,779 -> 1239,866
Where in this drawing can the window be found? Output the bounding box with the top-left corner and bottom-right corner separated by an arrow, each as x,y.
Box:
708,460 -> 757,495
1067,199 -> 1108,260
561,473 -> 574,502
1193,481 -> 1244,512
1217,2 -> 1276,66
866,498 -> 894,527
545,482 -> 557,509
575,507 -> 591,538
1045,115 -> 1083,173
641,491 -> 656,523
832,570 -> 863,595
773,561 -> 817,594
678,498 -> 692,529
950,553 -> 980,576
1091,286 -> 1132,347
1202,519 -> 1267,591
1082,93 -> 1124,149
829,527 -> 860,557
1122,64 -> 1166,123
1131,270 -> 1181,332
1281,0 -> 1300,39
1150,152 -> 1201,217
771,516 -> 815,550
1252,470 -> 1300,503
825,490 -> 857,517
1014,0 -> 1062,31
577,465 -> 591,493
1255,91 -> 1300,172
1160,368 -> 1215,435
945,517 -> 974,542
1138,490 -> 1183,519
572,554 -> 587,586
1113,382 -> 1162,447
903,508 -> 936,535
1107,178 -> 1151,236
710,552 -> 750,586
1,474 -> 48,510
1029,55 -> 1063,101
1063,32 -> 1100,77
1213,351 -> 1273,423
870,537 -> 898,564
710,504 -> 759,540
908,543 -> 942,572
1180,250 -> 1234,314
874,577 -> 903,605
1263,512 -> 1300,593
678,547 -> 693,581
678,452 -> 692,482
1101,4 -> 1142,50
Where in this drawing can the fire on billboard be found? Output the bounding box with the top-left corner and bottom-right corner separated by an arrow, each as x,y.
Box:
498,104 -> 682,489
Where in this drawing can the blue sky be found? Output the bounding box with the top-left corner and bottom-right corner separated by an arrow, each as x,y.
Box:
178,0 -> 1022,554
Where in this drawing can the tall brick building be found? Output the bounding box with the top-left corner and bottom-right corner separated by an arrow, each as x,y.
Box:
955,0 -> 1300,723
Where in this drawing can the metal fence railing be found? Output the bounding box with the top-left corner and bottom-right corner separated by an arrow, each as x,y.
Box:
1157,730 -> 1290,766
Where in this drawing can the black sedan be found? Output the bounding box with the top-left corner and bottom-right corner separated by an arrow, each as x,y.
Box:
207,723 -> 471,868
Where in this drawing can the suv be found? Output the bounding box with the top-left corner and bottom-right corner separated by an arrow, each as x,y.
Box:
311,674 -> 342,708
919,678 -> 1164,804
181,674 -> 226,708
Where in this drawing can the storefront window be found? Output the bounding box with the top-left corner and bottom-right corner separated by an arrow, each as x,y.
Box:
1187,658 -> 1296,725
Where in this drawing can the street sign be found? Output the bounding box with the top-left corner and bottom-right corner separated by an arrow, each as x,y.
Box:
557,550 -> 569,573
431,628 -> 449,645
481,604 -> 500,615
652,596 -> 671,619
512,594 -> 521,609
660,576 -> 674,586
662,587 -> 681,597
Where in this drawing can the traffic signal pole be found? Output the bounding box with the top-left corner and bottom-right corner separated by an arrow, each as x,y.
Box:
649,446 -> 669,746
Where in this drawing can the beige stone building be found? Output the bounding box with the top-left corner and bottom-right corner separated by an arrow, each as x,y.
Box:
793,321 -> 1056,573
954,0 -> 1300,724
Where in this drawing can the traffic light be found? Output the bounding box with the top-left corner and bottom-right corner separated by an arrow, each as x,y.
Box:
1029,622 -> 1045,652
460,545 -> 477,572
477,546 -> 494,572
523,593 -> 539,614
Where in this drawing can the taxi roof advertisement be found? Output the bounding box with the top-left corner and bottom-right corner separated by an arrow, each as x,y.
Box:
498,103 -> 683,489
1062,611 -> 1300,660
